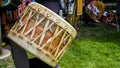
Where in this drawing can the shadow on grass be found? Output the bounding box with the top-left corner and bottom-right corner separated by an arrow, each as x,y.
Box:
89,31 -> 120,46
77,24 -> 120,46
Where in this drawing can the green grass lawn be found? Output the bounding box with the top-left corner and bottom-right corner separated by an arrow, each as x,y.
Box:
59,24 -> 120,68
1,23 -> 120,68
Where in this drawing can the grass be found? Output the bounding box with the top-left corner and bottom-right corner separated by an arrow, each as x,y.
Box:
0,55 -> 14,68
59,24 -> 120,68
1,23 -> 120,68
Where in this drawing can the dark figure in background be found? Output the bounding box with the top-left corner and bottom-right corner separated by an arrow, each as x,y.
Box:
116,0 -> 120,15
116,0 -> 120,24
36,0 -> 60,14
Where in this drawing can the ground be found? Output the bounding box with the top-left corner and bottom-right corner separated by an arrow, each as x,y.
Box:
0,22 -> 120,68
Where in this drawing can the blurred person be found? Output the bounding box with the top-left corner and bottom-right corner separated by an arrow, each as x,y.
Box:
116,0 -> 120,24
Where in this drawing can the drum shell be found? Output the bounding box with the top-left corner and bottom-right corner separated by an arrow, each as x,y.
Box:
8,2 -> 77,67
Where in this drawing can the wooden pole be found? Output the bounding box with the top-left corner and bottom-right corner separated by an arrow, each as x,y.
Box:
115,14 -> 120,32
0,11 -> 2,54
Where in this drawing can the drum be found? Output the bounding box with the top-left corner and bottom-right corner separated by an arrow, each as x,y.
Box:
8,2 -> 77,67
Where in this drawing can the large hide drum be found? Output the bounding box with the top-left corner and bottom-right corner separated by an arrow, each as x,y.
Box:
8,2 -> 77,67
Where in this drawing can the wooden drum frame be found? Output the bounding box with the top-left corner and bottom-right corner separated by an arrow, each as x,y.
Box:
8,2 -> 77,67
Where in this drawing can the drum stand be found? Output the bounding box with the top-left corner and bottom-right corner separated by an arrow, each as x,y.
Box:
10,40 -> 30,68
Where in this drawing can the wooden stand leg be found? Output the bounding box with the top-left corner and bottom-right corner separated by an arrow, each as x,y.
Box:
0,9 -> 2,54
10,40 -> 30,68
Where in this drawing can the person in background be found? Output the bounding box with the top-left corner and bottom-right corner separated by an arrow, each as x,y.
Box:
116,0 -> 120,24
36,0 -> 60,14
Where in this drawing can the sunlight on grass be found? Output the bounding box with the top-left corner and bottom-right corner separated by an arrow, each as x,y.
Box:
59,26 -> 120,68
